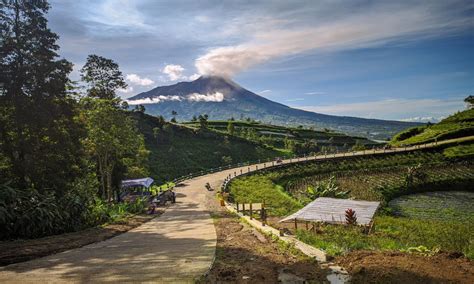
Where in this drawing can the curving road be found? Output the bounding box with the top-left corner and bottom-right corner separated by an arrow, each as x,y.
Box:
0,136 -> 472,283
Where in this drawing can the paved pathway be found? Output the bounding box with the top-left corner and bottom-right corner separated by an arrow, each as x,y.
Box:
1,135 -> 471,283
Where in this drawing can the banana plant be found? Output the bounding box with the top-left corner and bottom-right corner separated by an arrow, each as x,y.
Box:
306,176 -> 350,199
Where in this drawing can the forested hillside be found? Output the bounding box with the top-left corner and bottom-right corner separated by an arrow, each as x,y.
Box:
132,112 -> 284,183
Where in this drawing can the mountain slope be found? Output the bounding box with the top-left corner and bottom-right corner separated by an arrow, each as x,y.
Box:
128,76 -> 421,139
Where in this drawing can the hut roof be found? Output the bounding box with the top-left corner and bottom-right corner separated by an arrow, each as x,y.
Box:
280,197 -> 380,226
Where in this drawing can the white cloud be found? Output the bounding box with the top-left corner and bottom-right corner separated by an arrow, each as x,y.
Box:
188,73 -> 201,81
195,2 -> 473,77
126,74 -> 154,86
296,98 -> 465,120
126,95 -> 182,105
305,91 -> 326,95
126,92 -> 225,105
187,92 -> 224,102
400,117 -> 441,123
259,89 -> 271,94
162,64 -> 186,81
86,0 -> 152,32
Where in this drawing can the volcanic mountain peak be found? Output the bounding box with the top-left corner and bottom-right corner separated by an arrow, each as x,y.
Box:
127,75 -> 421,140
193,75 -> 241,90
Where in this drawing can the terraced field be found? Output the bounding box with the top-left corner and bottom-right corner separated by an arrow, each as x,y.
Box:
227,146 -> 474,259
247,150 -> 474,205
389,191 -> 474,221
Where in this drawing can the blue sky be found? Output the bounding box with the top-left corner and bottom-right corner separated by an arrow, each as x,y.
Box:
47,0 -> 474,122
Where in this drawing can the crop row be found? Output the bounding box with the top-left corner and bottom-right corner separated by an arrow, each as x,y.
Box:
284,161 -> 474,202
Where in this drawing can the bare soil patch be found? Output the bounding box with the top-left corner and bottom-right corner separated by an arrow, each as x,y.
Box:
200,202 -> 328,283
0,211 -> 162,266
336,250 -> 474,284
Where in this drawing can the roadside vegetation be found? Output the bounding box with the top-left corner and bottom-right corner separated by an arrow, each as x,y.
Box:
0,3 -> 149,240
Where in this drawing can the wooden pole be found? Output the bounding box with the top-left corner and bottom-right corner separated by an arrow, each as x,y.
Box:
294,219 -> 298,230
242,203 -> 246,215
249,203 -> 253,220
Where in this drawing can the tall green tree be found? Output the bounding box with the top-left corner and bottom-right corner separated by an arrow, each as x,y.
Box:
0,0 -> 86,192
465,95 -> 474,109
198,114 -> 209,129
80,55 -> 127,100
81,98 -> 148,200
80,55 -> 148,201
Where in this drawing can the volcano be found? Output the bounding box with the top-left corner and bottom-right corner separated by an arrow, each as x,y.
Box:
127,76 -> 420,139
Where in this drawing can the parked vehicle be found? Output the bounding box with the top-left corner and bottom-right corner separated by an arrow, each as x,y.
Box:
152,190 -> 176,206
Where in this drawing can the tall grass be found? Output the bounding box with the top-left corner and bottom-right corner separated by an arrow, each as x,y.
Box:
228,174 -> 302,216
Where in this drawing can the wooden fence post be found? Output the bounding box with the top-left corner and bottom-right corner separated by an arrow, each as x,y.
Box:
242,203 -> 246,215
249,203 -> 253,220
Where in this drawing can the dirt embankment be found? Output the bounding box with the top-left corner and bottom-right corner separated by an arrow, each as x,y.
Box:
200,199 -> 329,283
336,250 -> 474,284
0,212 -> 161,266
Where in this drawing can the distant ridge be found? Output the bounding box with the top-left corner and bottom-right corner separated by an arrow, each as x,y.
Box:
128,76 -> 421,139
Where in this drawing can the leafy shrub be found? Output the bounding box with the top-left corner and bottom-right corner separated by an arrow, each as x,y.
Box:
345,208 -> 358,225
0,178 -> 147,240
0,181 -> 92,239
306,176 -> 349,199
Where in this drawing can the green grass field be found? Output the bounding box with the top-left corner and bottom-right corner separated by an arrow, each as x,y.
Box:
297,215 -> 474,258
391,108 -> 474,146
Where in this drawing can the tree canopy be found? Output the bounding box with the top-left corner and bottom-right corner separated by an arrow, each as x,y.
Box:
0,0 -> 85,193
80,54 -> 127,100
